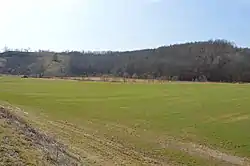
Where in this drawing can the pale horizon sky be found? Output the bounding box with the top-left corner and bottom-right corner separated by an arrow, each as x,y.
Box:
0,0 -> 249,52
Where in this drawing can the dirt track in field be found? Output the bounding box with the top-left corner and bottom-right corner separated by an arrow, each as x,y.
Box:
1,105 -> 250,166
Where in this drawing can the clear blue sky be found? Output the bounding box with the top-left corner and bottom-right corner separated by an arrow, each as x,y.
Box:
0,0 -> 249,51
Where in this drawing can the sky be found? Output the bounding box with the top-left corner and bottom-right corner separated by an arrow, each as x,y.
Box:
0,0 -> 249,51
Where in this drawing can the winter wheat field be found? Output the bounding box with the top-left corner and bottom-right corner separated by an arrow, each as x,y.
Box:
1,76 -> 250,166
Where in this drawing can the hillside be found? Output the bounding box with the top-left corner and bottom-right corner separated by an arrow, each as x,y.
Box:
1,39 -> 250,82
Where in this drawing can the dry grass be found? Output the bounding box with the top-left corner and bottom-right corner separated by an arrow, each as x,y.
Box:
0,107 -> 81,166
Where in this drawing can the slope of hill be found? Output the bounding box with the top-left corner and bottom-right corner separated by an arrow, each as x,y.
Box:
1,40 -> 250,82
0,106 -> 81,166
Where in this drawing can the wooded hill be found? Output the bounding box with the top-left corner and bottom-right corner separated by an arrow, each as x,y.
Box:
1,39 -> 250,82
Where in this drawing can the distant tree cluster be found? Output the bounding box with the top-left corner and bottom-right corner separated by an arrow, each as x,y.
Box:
1,40 -> 250,82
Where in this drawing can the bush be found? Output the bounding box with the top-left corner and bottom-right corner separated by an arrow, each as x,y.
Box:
171,76 -> 179,81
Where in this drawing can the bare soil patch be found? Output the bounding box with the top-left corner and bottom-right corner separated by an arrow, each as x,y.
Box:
159,138 -> 250,166
225,115 -> 249,123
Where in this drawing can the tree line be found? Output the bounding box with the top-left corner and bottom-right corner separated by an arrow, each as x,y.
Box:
1,39 -> 250,82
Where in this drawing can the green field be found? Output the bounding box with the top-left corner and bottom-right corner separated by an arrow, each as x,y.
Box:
1,76 -> 250,165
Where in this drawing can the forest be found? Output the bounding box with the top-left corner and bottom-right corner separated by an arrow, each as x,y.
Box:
1,39 -> 250,82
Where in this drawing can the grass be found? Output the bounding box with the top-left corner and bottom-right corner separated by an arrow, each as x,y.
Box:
1,76 -> 250,165
0,120 -> 49,166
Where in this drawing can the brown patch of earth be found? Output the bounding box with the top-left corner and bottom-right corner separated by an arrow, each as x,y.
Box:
224,114 -> 249,123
